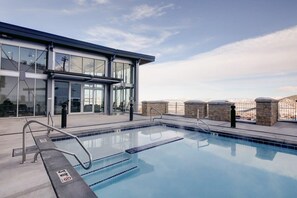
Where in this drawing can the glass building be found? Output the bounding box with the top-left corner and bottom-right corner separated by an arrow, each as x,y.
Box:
0,22 -> 154,117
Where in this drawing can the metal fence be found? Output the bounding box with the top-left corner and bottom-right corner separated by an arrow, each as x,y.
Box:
137,99 -> 297,122
167,102 -> 185,115
278,99 -> 297,121
233,101 -> 256,121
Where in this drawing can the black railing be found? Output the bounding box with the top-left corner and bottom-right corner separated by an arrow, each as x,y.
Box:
278,100 -> 297,121
233,101 -> 256,121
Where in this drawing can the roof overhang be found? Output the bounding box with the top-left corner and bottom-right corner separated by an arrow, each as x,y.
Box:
0,22 -> 155,65
45,70 -> 122,85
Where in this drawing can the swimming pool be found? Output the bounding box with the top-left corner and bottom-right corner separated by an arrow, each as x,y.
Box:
54,125 -> 297,198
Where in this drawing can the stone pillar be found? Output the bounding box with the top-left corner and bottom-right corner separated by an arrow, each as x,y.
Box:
142,101 -> 168,116
255,97 -> 278,126
184,100 -> 207,118
208,100 -> 235,122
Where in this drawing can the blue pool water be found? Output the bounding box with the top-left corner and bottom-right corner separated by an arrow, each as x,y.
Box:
54,125 -> 297,198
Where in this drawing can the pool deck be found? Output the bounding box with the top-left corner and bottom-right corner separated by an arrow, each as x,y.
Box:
0,113 -> 296,198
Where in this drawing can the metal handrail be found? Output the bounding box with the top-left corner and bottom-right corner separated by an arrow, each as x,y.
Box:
22,120 -> 92,170
196,109 -> 211,132
33,148 -> 90,170
150,107 -> 163,122
47,111 -> 54,135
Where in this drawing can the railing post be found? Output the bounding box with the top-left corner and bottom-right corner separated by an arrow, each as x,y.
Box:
175,102 -> 177,114
129,100 -> 134,121
61,104 -> 67,128
231,105 -> 236,128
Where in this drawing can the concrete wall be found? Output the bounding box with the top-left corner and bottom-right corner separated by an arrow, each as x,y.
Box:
208,100 -> 234,122
142,101 -> 168,116
184,100 -> 207,118
255,97 -> 278,126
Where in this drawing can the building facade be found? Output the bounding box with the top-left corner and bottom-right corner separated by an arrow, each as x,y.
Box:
0,22 -> 154,117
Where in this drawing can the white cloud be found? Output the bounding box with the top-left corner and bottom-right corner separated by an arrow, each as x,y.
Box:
278,86 -> 297,92
75,0 -> 86,5
125,4 -> 174,21
85,26 -> 178,51
140,26 -> 297,100
92,0 -> 109,4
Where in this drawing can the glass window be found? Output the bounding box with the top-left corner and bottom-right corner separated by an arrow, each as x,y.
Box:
54,81 -> 69,114
1,44 -> 19,71
70,56 -> 82,73
84,87 -> 93,112
116,62 -> 124,79
20,47 -> 35,73
18,78 -> 34,116
55,53 -> 69,72
94,89 -> 104,113
124,64 -> 133,84
35,79 -> 46,116
83,58 -> 94,75
0,76 -> 18,117
36,50 -> 47,73
95,60 -> 105,76
71,83 -> 81,112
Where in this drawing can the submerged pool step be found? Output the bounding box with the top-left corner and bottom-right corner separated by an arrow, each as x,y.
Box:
82,159 -> 138,187
75,152 -> 131,176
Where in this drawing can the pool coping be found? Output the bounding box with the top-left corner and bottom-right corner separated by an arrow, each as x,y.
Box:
33,135 -> 97,198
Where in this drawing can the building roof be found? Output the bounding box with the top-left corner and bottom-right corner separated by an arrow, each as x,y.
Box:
0,22 -> 155,65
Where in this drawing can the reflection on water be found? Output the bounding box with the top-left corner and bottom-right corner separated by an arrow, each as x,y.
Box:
55,125 -> 297,181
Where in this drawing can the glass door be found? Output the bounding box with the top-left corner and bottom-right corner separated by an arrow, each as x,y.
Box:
54,81 -> 69,115
70,83 -> 81,113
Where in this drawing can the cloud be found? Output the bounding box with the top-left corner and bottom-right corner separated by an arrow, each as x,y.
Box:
125,4 -> 174,21
85,25 -> 178,51
278,86 -> 297,92
92,0 -> 109,4
140,26 -> 297,100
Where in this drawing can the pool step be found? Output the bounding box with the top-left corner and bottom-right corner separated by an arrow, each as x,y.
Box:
75,152 -> 131,176
82,158 -> 138,187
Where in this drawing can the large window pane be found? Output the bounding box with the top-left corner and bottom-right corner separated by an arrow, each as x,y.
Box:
1,44 -> 19,71
35,79 -> 46,115
0,76 -> 17,117
95,60 -> 105,76
36,50 -> 47,73
54,81 -> 69,114
55,53 -> 70,72
116,63 -> 124,79
124,63 -> 132,84
70,56 -> 82,73
94,88 -> 104,113
71,83 -> 81,112
20,47 -> 35,73
83,58 -> 94,75
19,78 -> 34,116
84,87 -> 93,112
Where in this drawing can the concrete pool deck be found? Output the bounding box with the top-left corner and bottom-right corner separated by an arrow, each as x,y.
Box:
0,113 -> 296,197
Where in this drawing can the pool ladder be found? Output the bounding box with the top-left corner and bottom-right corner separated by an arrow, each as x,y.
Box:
22,113 -> 93,170
150,107 -> 163,122
196,109 -> 211,133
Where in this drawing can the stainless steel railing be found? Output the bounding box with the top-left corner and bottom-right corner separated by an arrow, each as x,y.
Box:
22,120 -> 92,170
47,111 -> 54,135
150,107 -> 163,122
196,109 -> 211,133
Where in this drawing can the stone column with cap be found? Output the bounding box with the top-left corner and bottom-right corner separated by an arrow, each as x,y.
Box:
255,97 -> 278,126
142,101 -> 168,116
184,100 -> 207,118
208,100 -> 235,122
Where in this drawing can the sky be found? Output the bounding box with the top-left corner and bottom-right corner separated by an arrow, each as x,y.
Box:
1,0 -> 297,101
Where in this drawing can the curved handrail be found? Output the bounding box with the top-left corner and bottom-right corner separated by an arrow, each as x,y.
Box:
196,109 -> 211,132
33,148 -> 91,170
22,120 -> 92,170
150,107 -> 163,122
47,112 -> 54,135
